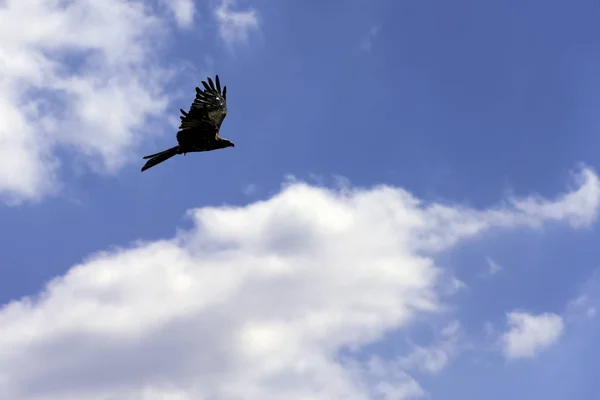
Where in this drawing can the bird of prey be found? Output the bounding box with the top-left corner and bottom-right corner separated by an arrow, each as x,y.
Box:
141,75 -> 234,172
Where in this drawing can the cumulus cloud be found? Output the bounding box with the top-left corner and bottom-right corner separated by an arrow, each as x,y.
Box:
0,0 -> 188,203
501,311 -> 564,359
0,169 -> 598,399
214,0 -> 259,45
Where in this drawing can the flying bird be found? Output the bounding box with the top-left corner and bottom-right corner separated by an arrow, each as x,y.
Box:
141,75 -> 234,172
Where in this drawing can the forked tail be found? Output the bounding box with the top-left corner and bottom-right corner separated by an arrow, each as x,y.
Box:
141,146 -> 179,172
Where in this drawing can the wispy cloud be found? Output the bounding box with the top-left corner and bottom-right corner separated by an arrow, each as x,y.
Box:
214,0 -> 259,45
406,167 -> 600,253
484,257 -> 503,277
400,321 -> 463,374
444,277 -> 468,295
506,167 -> 600,228
162,0 -> 196,28
566,267 -> 600,321
360,25 -> 380,52
242,183 -> 258,196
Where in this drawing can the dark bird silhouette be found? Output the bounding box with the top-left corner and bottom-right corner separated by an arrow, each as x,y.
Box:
141,75 -> 234,172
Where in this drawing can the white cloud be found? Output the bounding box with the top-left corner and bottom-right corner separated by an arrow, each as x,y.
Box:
214,0 -> 259,45
566,268 -> 600,321
587,307 -> 597,318
483,321 -> 495,337
0,170 -> 597,399
411,166 -> 600,252
242,183 -> 258,196
485,257 -> 502,277
444,277 -> 467,295
506,167 -> 600,228
162,0 -> 195,28
0,0 -> 213,203
399,321 -> 462,374
344,357 -> 425,400
360,26 -> 380,52
501,311 -> 564,359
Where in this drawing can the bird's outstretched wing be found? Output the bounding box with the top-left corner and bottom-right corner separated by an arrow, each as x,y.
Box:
179,75 -> 228,133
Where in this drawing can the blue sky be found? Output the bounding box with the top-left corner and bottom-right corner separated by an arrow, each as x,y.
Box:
1,0 -> 600,399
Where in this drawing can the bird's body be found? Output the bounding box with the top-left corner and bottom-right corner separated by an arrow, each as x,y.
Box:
141,75 -> 234,172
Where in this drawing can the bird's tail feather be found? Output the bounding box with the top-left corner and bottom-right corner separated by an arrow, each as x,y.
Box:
141,146 -> 179,172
